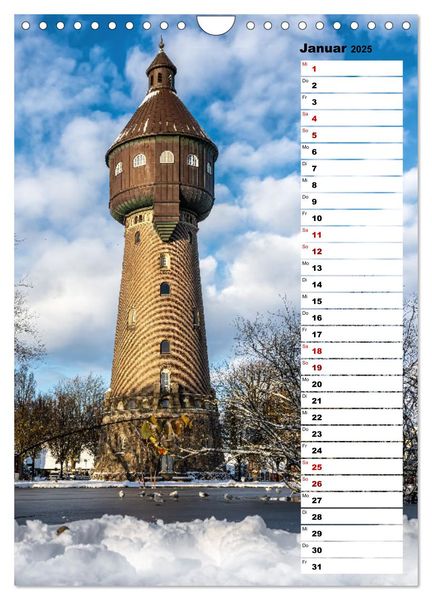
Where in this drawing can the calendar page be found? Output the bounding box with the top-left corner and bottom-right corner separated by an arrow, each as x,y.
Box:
13,11 -> 418,588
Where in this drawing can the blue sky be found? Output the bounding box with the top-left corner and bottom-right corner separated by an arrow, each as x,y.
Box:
14,14 -> 418,391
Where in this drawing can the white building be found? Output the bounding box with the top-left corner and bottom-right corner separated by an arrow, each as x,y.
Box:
24,447 -> 94,474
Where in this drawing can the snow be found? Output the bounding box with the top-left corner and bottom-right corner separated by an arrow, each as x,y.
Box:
15,478 -> 288,490
15,514 -> 417,586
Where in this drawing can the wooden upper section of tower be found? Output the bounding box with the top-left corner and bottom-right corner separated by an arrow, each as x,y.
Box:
106,39 -> 218,235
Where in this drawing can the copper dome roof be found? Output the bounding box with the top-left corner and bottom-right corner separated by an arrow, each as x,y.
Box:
106,42 -> 217,163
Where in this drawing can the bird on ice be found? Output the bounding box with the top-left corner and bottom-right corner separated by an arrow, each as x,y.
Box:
169,490 -> 179,499
224,493 -> 234,502
259,495 -> 270,502
199,491 -> 209,498
153,492 -> 164,503
118,490 -> 125,498
138,490 -> 146,497
274,487 -> 282,495
265,486 -> 272,492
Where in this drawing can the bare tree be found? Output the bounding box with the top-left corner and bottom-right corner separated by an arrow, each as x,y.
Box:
14,366 -> 53,478
48,374 -> 105,477
403,295 -> 418,501
14,282 -> 45,366
215,301 -> 301,487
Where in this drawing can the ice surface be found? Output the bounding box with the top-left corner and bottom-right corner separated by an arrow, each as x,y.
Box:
15,514 -> 417,587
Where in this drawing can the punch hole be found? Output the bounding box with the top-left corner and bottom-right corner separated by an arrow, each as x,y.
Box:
367,22 -> 376,30
56,22 -> 65,30
196,16 -> 236,36
298,21 -> 307,30
21,21 -> 30,30
333,22 -> 341,30
160,21 -> 169,30
350,22 -> 359,30
143,21 -> 151,30
315,21 -> 324,30
246,21 -> 255,30
125,22 -> 134,30
91,22 -> 99,30
108,22 -> 117,30
385,21 -> 393,30
263,21 -> 272,30
402,21 -> 411,30
39,21 -> 47,30
74,22 -> 82,30
177,21 -> 186,30
281,21 -> 289,30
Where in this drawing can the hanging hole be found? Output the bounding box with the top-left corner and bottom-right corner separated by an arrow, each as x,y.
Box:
246,21 -> 255,30
281,21 -> 289,30
56,22 -> 65,30
91,22 -> 99,30
333,21 -> 341,30
73,22 -> 82,30
350,22 -> 359,30
315,21 -> 324,30
160,21 -> 169,30
177,21 -> 186,30
298,21 -> 307,30
402,21 -> 411,30
263,21 -> 272,30
367,22 -> 376,30
125,22 -> 134,30
108,21 -> 117,30
21,21 -> 30,30
385,21 -> 393,30
39,21 -> 47,30
196,16 -> 236,35
143,21 -> 151,30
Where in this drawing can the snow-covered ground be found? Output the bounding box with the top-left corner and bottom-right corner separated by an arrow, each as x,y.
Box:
15,514 -> 417,586
15,478 -> 288,489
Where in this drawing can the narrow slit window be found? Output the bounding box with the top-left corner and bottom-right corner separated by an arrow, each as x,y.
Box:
160,253 -> 170,269
207,161 -> 212,175
157,72 -> 162,83
135,231 -> 140,244
160,340 -> 170,354
160,282 -> 170,295
160,369 -> 170,392
127,308 -> 137,328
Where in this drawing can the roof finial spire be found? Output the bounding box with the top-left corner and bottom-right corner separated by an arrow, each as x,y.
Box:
159,35 -> 165,52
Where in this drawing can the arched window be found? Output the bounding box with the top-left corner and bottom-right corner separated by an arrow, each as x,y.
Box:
187,154 -> 199,167
160,282 -> 170,295
193,308 -> 200,327
139,214 -> 143,222
207,161 -> 213,175
157,72 -> 162,83
150,75 -> 154,86
160,253 -> 170,269
160,369 -> 170,392
160,150 -> 175,164
188,231 -> 193,244
160,340 -> 170,354
134,216 -> 138,224
114,161 -> 123,176
135,231 -> 140,244
133,153 -> 146,168
127,308 -> 136,328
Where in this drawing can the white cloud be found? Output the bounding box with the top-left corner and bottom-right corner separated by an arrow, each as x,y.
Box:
404,167 -> 417,203
202,232 -> 300,360
218,138 -> 297,175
